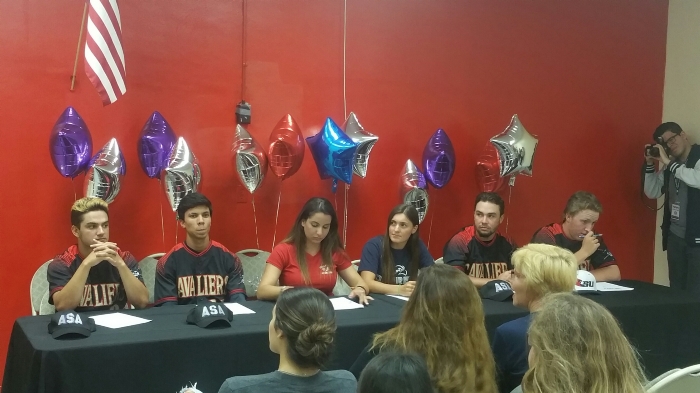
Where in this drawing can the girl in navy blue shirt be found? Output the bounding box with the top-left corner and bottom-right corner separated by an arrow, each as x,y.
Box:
358,204 -> 434,296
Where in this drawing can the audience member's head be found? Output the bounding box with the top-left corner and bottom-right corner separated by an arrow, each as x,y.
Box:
269,287 -> 336,369
510,244 -> 577,311
372,264 -> 497,393
357,351 -> 433,393
523,293 -> 647,393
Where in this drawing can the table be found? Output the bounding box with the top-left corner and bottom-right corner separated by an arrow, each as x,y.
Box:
4,281 -> 700,393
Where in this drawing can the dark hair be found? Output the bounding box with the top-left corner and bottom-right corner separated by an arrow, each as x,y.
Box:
358,351 -> 434,393
381,204 -> 421,284
474,192 -> 505,215
70,197 -> 109,227
176,192 -> 212,221
274,287 -> 336,369
283,197 -> 344,284
653,122 -> 683,142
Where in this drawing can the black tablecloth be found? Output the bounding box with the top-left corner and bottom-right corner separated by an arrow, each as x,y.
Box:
4,282 -> 700,393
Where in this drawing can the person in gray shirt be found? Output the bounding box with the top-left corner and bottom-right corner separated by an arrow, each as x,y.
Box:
218,287 -> 356,393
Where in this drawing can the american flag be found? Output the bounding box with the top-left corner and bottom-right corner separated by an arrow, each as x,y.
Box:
84,0 -> 126,105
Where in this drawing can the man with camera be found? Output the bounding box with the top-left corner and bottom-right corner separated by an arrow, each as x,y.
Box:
644,122 -> 700,295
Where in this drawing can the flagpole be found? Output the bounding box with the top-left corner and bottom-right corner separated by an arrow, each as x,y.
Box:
70,3 -> 88,91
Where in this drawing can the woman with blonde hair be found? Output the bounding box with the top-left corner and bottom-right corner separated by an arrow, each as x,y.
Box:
522,292 -> 646,393
350,264 -> 497,393
492,244 -> 578,393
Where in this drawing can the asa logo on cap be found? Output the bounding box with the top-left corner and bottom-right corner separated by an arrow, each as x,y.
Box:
494,282 -> 511,292
58,312 -> 83,325
201,304 -> 226,317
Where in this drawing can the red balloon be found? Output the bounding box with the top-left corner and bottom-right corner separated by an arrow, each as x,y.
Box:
268,114 -> 305,180
476,143 -> 506,192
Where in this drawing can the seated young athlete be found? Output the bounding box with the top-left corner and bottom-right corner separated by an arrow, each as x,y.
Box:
358,204 -> 434,296
443,192 -> 517,288
531,191 -> 621,281
154,192 -> 246,305
48,197 -> 148,312
256,197 -> 372,305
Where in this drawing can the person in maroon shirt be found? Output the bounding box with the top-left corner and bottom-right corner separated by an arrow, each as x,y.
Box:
257,197 -> 372,304
443,192 -> 517,288
531,191 -> 621,281
48,197 -> 149,312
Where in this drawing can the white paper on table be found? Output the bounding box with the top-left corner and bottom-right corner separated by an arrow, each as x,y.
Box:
386,295 -> 409,301
330,297 -> 364,310
224,303 -> 256,315
89,312 -> 151,329
596,282 -> 634,292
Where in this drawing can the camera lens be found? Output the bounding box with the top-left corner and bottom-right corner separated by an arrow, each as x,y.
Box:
646,146 -> 660,158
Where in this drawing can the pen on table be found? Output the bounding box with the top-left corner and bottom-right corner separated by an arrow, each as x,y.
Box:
578,234 -> 603,238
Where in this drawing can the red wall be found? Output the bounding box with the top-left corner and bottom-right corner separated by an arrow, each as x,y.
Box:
0,0 -> 667,377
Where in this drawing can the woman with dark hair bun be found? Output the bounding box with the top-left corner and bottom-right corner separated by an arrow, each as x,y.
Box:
218,287 -> 356,393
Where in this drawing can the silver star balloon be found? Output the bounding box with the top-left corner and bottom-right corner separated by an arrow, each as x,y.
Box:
399,159 -> 429,223
162,137 -> 201,212
84,138 -> 124,204
489,114 -> 539,177
232,125 -> 268,194
342,112 -> 378,178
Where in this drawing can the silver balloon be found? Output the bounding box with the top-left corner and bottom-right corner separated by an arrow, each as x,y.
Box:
232,125 -> 268,193
162,137 -> 201,212
489,114 -> 539,177
84,138 -> 123,204
343,112 -> 378,178
399,159 -> 429,223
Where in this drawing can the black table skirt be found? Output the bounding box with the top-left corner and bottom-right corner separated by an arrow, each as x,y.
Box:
3,281 -> 700,393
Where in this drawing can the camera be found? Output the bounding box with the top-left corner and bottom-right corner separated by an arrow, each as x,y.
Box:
645,145 -> 660,158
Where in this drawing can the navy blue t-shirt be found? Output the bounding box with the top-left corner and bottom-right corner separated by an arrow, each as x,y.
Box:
358,235 -> 434,284
492,314 -> 532,393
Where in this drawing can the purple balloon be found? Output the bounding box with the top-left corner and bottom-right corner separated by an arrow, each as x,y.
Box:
49,107 -> 93,178
137,111 -> 177,178
422,128 -> 456,189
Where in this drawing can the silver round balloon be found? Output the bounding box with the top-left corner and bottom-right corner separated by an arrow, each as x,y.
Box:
84,138 -> 124,204
162,137 -> 201,212
399,159 -> 429,223
343,112 -> 378,178
489,114 -> 539,177
232,125 -> 268,194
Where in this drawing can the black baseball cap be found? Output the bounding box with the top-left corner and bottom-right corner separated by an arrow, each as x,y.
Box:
186,302 -> 234,328
479,280 -> 514,301
47,310 -> 96,339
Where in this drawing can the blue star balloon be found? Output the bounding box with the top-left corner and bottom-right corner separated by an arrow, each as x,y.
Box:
306,117 -> 358,191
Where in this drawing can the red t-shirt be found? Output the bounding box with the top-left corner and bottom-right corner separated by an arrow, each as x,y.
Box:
267,242 -> 352,295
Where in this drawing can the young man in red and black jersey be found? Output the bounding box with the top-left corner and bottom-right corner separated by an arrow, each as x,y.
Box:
531,191 -> 621,281
48,197 -> 149,312
154,192 -> 246,306
443,192 -> 517,288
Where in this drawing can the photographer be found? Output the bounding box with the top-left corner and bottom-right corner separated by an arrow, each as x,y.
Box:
644,122 -> 700,294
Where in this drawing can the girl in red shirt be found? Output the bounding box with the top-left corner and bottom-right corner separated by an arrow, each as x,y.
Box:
257,197 -> 372,304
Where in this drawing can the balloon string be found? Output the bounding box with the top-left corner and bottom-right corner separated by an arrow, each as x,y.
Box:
343,0 -> 347,118
175,217 -> 179,245
427,191 -> 435,248
272,180 -> 282,250
71,177 -> 78,201
343,183 -> 349,247
252,195 -> 260,249
158,178 -> 165,249
506,178 -> 514,235
334,191 -> 338,212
